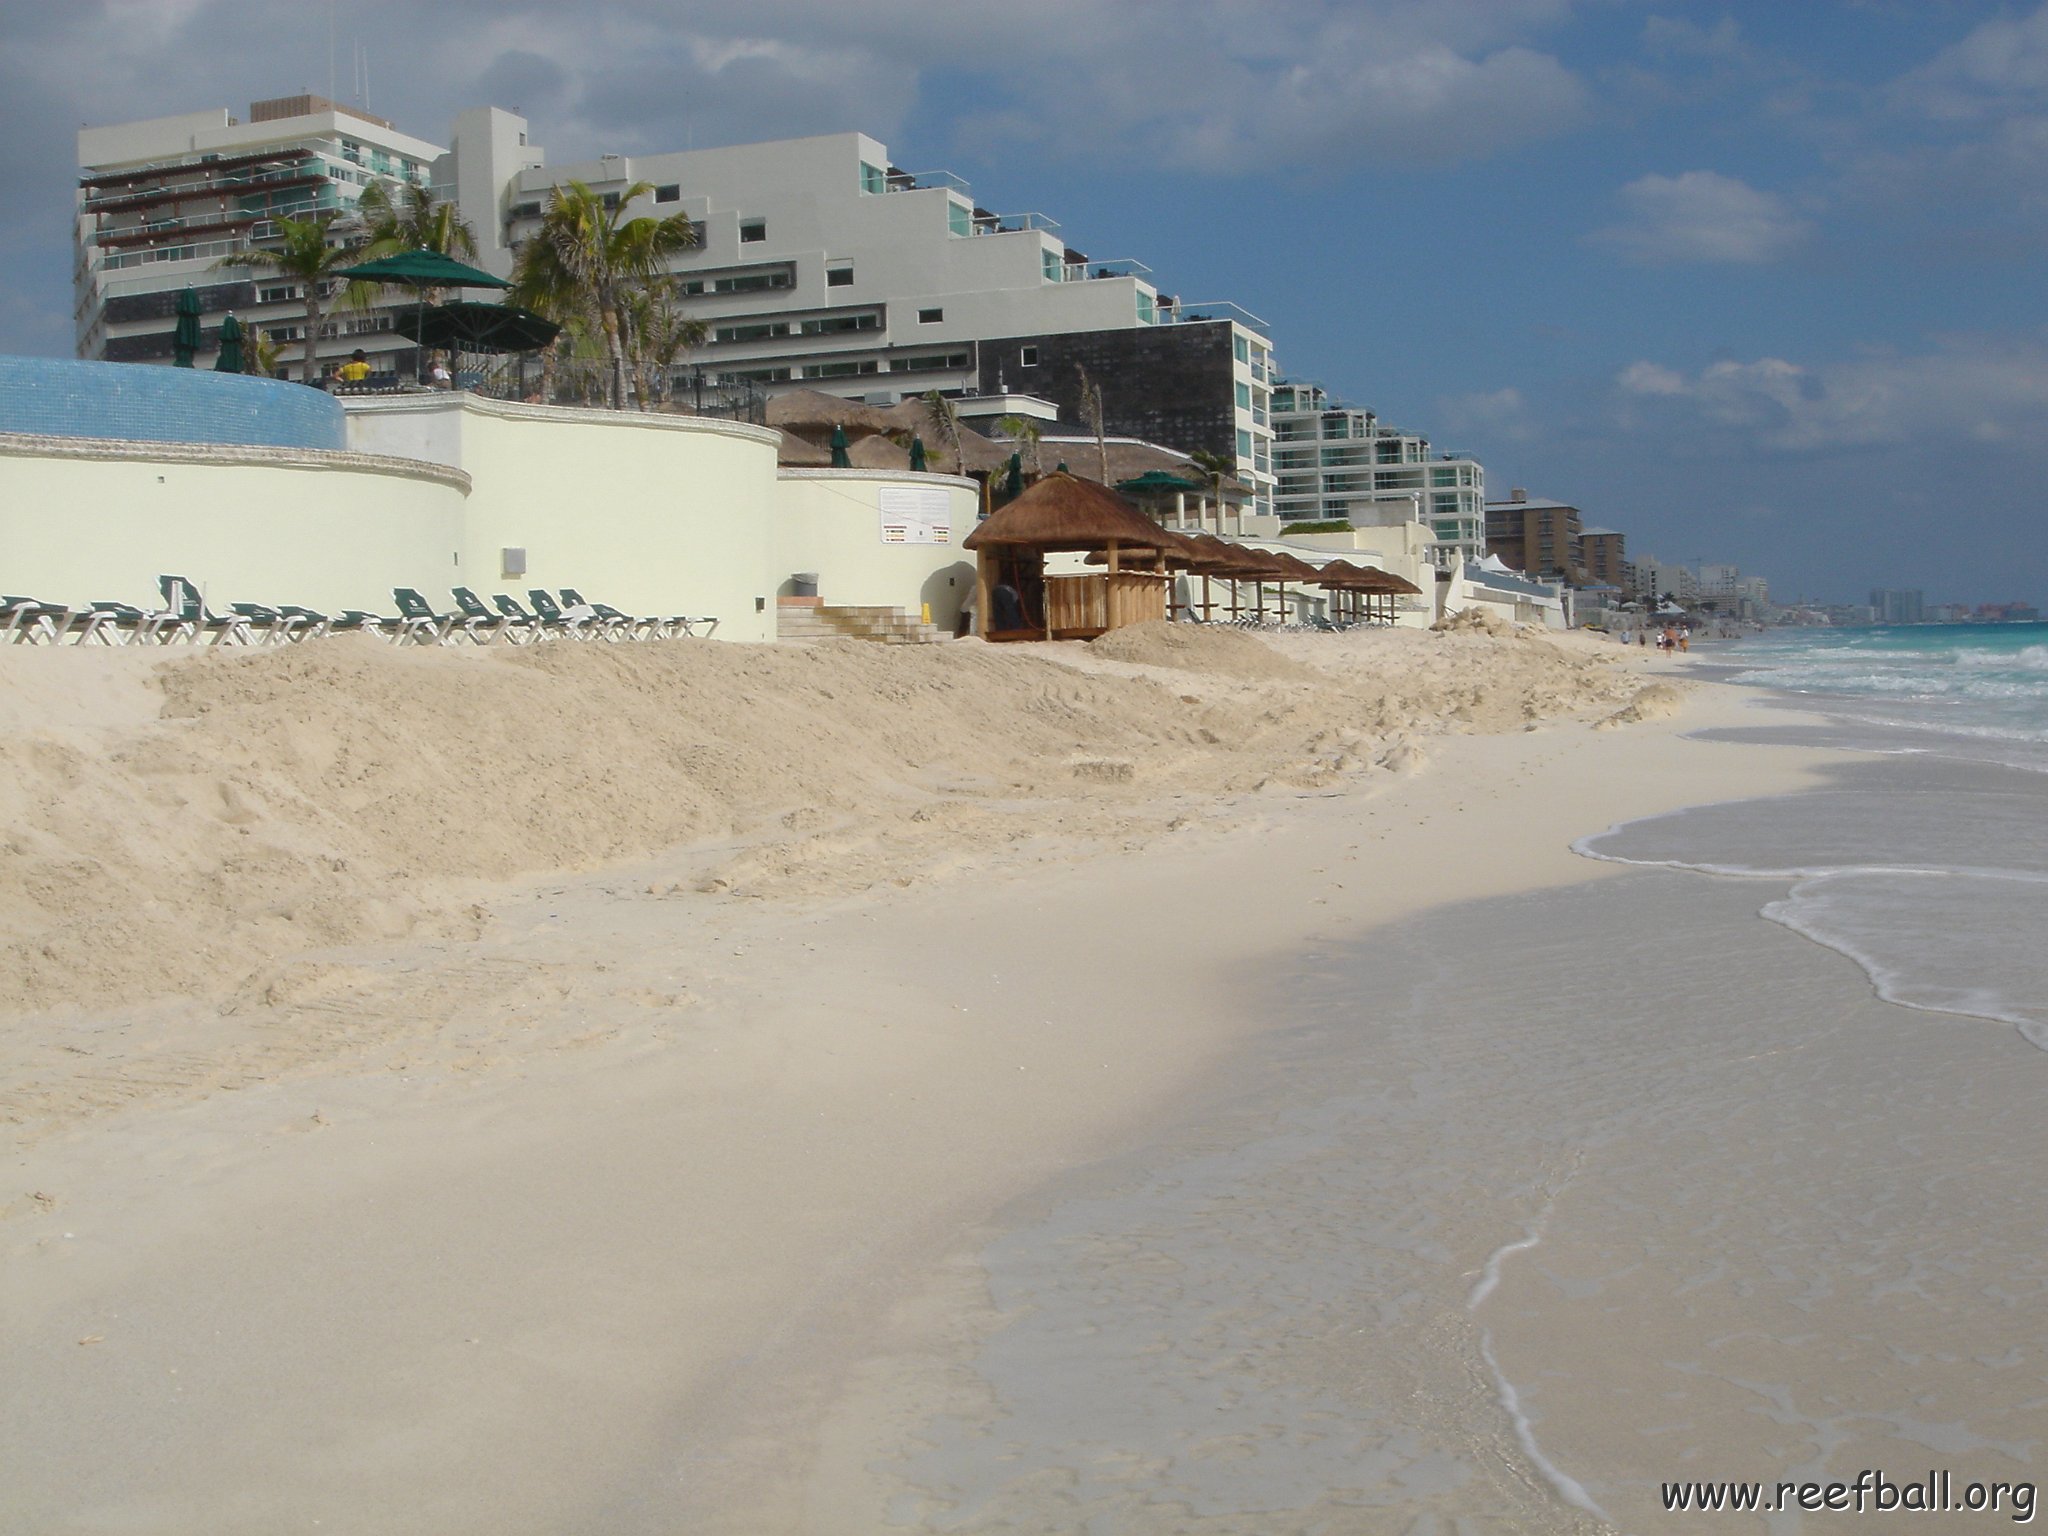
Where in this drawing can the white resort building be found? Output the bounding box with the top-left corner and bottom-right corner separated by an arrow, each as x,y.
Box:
75,99 -> 1278,513
74,95 -> 450,375
1269,382 -> 1485,568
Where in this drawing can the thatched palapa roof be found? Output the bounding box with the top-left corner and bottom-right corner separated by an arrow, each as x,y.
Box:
962,471 -> 1177,553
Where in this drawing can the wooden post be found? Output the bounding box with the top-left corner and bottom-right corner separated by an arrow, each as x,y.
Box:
975,550 -> 993,639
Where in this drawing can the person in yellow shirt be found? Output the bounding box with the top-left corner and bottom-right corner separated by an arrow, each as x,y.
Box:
337,348 -> 371,384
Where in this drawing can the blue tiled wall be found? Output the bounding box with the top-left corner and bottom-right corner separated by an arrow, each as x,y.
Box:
0,355 -> 344,450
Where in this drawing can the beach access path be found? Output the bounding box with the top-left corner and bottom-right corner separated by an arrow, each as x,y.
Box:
0,630 -> 1837,1532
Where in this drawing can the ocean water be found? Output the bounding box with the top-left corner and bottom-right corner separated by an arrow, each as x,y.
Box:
854,624 -> 2048,1531
1587,622 -> 2048,1050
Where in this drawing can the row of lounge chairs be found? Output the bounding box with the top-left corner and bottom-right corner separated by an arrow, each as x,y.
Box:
2,577 -> 716,647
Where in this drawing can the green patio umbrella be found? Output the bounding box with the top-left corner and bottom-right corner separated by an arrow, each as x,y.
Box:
333,249 -> 511,289
212,312 -> 244,373
829,423 -> 851,468
909,434 -> 928,472
1003,452 -> 1023,497
1055,460 -> 1068,473
334,248 -> 512,382
172,286 -> 201,368
393,300 -> 560,353
1116,470 -> 1202,495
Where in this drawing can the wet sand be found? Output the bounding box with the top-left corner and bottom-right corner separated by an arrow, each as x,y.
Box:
0,648 -> 1843,1533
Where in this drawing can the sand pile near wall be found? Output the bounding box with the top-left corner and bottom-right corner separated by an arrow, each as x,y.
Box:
1087,621 -> 1318,683
0,628 -> 1647,1017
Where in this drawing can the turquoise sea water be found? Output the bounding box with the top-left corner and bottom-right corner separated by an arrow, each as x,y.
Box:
1711,621 -> 2048,761
1582,621 -> 2048,1048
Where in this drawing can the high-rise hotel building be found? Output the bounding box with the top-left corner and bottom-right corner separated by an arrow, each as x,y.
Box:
1269,381 -> 1485,567
74,95 -> 452,374
76,101 -> 1277,510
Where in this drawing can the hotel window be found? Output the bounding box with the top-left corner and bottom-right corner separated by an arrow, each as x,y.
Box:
860,161 -> 886,195
1136,291 -> 1155,323
1237,429 -> 1252,458
1236,382 -> 1251,409
948,200 -> 972,237
740,218 -> 767,243
918,307 -> 943,323
1019,346 -> 1038,366
826,260 -> 854,286
654,184 -> 680,203
259,284 -> 298,303
1234,334 -> 1249,364
1042,248 -> 1063,281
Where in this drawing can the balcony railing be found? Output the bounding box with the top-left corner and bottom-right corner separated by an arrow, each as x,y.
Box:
969,210 -> 1060,235
1064,257 -> 1154,281
95,190 -> 342,246
83,161 -> 324,214
886,168 -> 971,194
1159,299 -> 1270,338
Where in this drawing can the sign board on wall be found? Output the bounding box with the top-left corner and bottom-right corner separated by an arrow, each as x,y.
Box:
878,485 -> 951,545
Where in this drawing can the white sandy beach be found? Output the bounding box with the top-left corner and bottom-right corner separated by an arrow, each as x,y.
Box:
0,624 -> 1850,1532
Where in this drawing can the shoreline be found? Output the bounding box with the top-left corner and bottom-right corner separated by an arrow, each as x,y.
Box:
0,635 -> 1842,1532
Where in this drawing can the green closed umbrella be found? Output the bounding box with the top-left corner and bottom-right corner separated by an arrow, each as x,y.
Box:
172,286 -> 201,368
909,434 -> 928,472
213,312 -> 244,373
1055,460 -> 1068,473
829,423 -> 851,468
1003,452 -> 1023,497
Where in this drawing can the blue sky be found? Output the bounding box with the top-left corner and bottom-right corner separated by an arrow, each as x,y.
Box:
4,1 -> 2044,607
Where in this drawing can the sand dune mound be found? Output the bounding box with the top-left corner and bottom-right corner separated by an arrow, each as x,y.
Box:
1087,620 -> 1317,682
0,628 -> 1652,1020
1596,681 -> 1689,729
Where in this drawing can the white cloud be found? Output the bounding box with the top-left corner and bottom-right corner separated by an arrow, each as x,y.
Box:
1592,170 -> 1811,265
1892,5 -> 2048,120
1438,385 -> 1538,443
1613,335 -> 2048,451
1618,361 -> 1685,396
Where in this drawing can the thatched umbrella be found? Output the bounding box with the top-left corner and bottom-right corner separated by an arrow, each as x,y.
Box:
1351,564 -> 1423,624
962,471 -> 1180,639
1268,549 -> 1326,626
1316,559 -> 1373,624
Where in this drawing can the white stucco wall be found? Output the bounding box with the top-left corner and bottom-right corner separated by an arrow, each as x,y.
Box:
346,395 -> 786,641
0,433 -> 467,614
774,470 -> 981,628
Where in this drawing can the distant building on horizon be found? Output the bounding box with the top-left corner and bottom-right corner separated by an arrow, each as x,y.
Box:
1579,525 -> 1626,590
1870,587 -> 1926,624
1485,488 -> 1585,585
1269,380 -> 1486,568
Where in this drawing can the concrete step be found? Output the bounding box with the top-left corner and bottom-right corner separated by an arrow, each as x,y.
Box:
778,603 -> 951,645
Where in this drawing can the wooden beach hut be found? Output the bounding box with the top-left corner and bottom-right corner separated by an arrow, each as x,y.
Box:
962,471 -> 1180,640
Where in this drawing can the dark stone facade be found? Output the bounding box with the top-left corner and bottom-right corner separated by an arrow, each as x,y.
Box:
103,279 -> 256,325
975,320 -> 1237,458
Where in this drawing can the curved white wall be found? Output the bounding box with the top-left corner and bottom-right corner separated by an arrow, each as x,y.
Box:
0,433 -> 467,614
775,469 -> 982,628
347,396 -> 785,641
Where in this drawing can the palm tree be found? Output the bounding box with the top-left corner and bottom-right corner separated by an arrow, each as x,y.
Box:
1186,448 -> 1238,531
923,390 -> 965,474
1074,364 -> 1108,484
622,278 -> 709,409
997,414 -> 1043,477
354,178 -> 480,267
213,213 -> 366,382
512,180 -> 700,409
